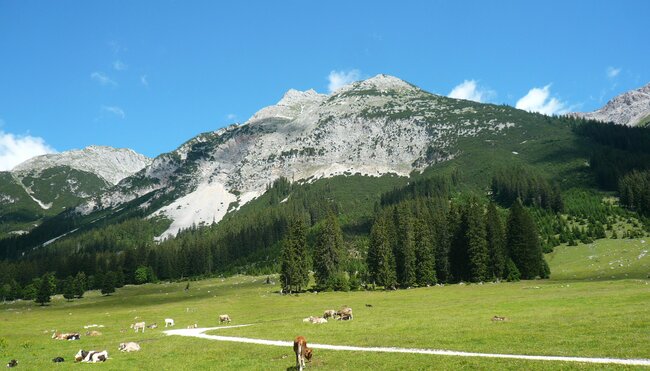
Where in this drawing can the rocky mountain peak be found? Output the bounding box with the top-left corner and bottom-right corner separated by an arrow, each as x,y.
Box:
572,82 -> 650,126
13,145 -> 152,185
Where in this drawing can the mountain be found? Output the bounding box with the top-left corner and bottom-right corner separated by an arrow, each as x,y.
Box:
572,82 -> 650,126
0,146 -> 151,236
77,74 -> 532,239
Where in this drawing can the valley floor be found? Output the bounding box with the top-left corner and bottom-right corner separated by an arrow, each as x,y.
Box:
1,238 -> 649,370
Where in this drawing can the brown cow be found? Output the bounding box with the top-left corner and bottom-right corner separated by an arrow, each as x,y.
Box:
293,336 -> 312,371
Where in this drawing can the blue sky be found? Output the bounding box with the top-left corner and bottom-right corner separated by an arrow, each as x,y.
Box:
1,0 -> 648,169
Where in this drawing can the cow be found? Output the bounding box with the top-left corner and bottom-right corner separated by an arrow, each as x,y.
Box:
219,314 -> 231,324
147,323 -> 158,329
337,307 -> 353,320
52,357 -> 65,363
85,330 -> 102,336
187,323 -> 198,329
311,317 -> 327,324
74,350 -> 109,363
130,321 -> 145,332
164,318 -> 175,327
323,309 -> 338,319
52,332 -> 80,340
6,360 -> 17,368
118,342 -> 140,352
293,336 -> 313,371
491,316 -> 508,322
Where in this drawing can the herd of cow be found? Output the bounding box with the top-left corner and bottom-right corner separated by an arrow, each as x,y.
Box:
5,305 -> 353,369
5,314 -> 233,367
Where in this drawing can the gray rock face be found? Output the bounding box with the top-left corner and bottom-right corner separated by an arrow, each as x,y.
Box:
572,83 -> 650,126
13,145 -> 152,185
80,74 -> 517,239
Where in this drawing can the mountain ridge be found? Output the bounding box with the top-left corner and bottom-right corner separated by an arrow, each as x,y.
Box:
572,82 -> 650,126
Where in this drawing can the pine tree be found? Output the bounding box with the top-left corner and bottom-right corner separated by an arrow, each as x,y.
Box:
367,216 -> 397,289
101,271 -> 116,296
432,211 -> 450,283
465,200 -> 489,282
35,273 -> 52,306
414,219 -> 436,286
506,199 -> 547,279
448,203 -> 469,282
313,212 -> 344,290
280,218 -> 309,293
73,272 -> 86,299
394,205 -> 416,287
63,276 -> 75,301
485,203 -> 507,279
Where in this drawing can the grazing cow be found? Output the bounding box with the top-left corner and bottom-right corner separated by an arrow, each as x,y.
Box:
323,309 -> 337,319
164,318 -> 175,327
85,330 -> 102,336
219,314 -> 231,324
187,323 -> 198,329
74,350 -> 109,363
130,321 -> 145,332
337,307 -> 353,320
52,357 -> 65,363
6,359 -> 17,368
293,336 -> 312,371
365,304 -> 373,308
147,323 -> 158,329
491,316 -> 508,322
118,342 -> 141,352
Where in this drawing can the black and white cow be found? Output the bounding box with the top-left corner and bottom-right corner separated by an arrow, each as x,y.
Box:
74,350 -> 109,363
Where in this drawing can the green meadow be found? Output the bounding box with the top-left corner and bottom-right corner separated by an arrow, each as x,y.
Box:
1,238 -> 649,370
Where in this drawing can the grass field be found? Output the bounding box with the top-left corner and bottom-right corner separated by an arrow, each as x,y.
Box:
1,239 -> 649,370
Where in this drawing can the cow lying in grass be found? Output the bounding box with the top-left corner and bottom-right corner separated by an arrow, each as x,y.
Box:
52,332 -> 80,340
492,316 -> 508,321
302,316 -> 328,324
75,350 -> 108,363
85,330 -> 102,337
219,314 -> 231,324
337,307 -> 353,320
187,323 -> 198,329
323,309 -> 338,319
118,342 -> 140,352
130,321 -> 145,332
293,336 -> 312,371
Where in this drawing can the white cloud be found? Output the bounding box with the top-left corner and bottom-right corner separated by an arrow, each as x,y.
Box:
101,105 -> 125,119
515,85 -> 568,115
448,80 -> 494,102
0,130 -> 56,171
328,69 -> 361,93
91,72 -> 117,86
606,66 -> 621,79
140,75 -> 148,87
113,60 -> 128,71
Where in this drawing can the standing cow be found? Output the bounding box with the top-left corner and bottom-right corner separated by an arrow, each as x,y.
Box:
293,336 -> 313,371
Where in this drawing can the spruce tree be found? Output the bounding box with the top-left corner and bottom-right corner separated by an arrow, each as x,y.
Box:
448,203 -> 469,282
506,199 -> 547,279
432,211 -> 450,283
414,219 -> 436,286
367,216 -> 397,289
485,202 -> 507,279
73,272 -> 86,299
280,218 -> 309,293
313,212 -> 344,290
101,271 -> 116,296
35,273 -> 52,306
465,200 -> 489,282
63,276 -> 75,301
394,205 -> 416,287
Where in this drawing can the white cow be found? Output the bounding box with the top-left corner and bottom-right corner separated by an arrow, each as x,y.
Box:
130,321 -> 145,332
75,350 -> 109,363
118,342 -> 140,352
219,314 -> 231,324
164,318 -> 175,327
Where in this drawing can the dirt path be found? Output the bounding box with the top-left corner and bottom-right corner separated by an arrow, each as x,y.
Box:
165,325 -> 650,367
